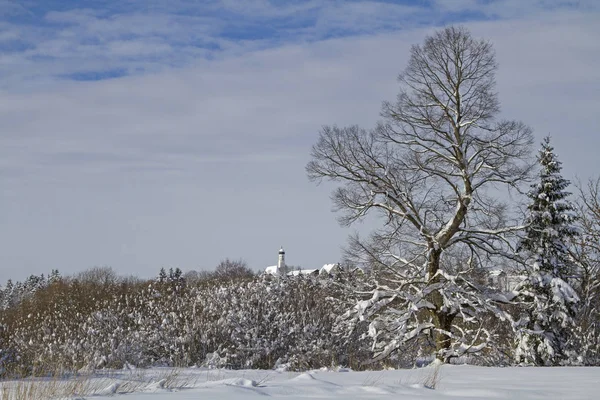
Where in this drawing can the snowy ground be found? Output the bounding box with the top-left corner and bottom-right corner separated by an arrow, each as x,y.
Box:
2,365 -> 599,399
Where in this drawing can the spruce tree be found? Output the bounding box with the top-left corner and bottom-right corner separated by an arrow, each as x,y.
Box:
515,136 -> 580,365
158,268 -> 167,283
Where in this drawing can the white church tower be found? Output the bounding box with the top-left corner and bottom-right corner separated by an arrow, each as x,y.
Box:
277,247 -> 286,276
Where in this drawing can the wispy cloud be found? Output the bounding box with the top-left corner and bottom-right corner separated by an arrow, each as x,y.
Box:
2,0 -> 597,89
0,1 -> 598,279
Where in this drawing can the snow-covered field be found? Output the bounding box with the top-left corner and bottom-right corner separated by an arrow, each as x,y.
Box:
2,365 -> 599,400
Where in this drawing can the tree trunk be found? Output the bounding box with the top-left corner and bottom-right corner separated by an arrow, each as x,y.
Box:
426,246 -> 455,361
434,311 -> 454,361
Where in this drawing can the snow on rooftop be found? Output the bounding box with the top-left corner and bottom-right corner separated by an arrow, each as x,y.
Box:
263,248 -> 343,276
289,269 -> 317,276
265,263 -> 341,276
321,263 -> 338,274
265,266 -> 278,275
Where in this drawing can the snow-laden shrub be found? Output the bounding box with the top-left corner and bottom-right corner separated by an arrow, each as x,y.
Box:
0,268 -> 370,375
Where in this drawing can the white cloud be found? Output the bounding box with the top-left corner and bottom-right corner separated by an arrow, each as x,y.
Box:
0,3 -> 598,280
432,0 -> 600,18
0,0 -> 29,17
3,1 -> 598,91
216,0 -> 322,18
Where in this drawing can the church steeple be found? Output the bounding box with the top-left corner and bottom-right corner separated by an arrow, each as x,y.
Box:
277,247 -> 286,276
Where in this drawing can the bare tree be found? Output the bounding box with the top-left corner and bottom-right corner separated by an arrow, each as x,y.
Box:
75,266 -> 118,286
307,26 -> 533,362
214,258 -> 255,280
572,178 -> 600,364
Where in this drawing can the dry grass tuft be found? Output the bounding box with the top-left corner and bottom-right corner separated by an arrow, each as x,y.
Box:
0,368 -> 198,399
422,361 -> 442,390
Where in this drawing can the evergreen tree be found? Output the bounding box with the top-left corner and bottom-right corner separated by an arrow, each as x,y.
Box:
514,136 -> 580,365
158,268 -> 167,283
49,269 -> 62,284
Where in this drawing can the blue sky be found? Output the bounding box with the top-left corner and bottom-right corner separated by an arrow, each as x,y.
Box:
1,0 -> 599,281
2,0 -> 595,87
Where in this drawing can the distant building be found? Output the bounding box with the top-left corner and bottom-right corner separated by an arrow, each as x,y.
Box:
265,247 -> 288,276
264,247 -> 341,277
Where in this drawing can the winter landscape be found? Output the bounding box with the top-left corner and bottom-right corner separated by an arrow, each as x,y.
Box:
2,1 -> 600,399
2,365 -> 600,399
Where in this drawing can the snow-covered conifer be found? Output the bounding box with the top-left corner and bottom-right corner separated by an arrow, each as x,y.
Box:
514,136 -> 579,366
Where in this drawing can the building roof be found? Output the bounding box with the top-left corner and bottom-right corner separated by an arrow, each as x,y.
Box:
264,263 -> 341,276
321,263 -> 338,274
265,265 -> 279,275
